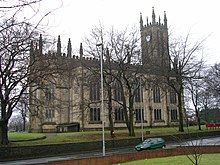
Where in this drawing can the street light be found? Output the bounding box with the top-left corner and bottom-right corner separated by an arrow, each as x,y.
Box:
140,77 -> 144,142
96,43 -> 105,156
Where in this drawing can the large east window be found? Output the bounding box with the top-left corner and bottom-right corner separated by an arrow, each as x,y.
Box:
90,108 -> 100,122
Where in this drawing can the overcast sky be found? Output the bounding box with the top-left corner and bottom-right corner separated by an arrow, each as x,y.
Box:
39,0 -> 219,65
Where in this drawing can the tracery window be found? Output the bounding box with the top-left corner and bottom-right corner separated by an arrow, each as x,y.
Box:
90,108 -> 100,122
170,88 -> 177,104
136,108 -> 144,122
154,109 -> 162,120
171,109 -> 178,121
114,82 -> 123,101
45,84 -> 54,102
153,86 -> 161,103
135,82 -> 143,102
115,108 -> 124,121
89,79 -> 100,101
45,108 -> 55,122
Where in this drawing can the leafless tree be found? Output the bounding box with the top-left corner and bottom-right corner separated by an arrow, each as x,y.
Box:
166,33 -> 205,132
14,92 -> 29,132
174,132 -> 204,165
186,78 -> 204,130
0,0 -> 60,145
8,115 -> 24,132
83,25 -> 142,136
194,63 -> 220,123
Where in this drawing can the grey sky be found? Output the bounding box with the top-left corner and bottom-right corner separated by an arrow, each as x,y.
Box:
40,0 -> 219,64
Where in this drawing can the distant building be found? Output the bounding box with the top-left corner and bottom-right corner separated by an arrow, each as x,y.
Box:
29,8 -> 180,133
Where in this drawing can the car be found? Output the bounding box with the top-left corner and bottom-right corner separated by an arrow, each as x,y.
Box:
135,137 -> 166,151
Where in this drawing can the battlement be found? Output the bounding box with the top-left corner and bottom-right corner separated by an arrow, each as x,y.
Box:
39,51 -> 101,62
30,34 -> 143,68
30,34 -> 103,64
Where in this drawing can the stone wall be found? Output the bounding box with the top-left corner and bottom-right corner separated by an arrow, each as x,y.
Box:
41,146 -> 220,165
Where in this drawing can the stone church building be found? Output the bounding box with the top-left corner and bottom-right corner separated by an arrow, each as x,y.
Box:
29,8 -> 179,133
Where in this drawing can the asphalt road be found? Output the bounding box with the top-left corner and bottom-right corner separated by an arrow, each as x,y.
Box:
1,136 -> 220,165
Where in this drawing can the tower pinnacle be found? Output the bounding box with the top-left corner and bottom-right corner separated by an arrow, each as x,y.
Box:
80,43 -> 83,59
39,34 -> 43,55
164,11 -> 167,28
67,38 -> 72,58
57,35 -> 61,56
152,7 -> 156,25
140,12 -> 143,30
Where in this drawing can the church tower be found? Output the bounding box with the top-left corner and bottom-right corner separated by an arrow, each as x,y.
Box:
140,7 -> 170,72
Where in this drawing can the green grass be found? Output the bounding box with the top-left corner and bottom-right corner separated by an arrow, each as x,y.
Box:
9,132 -> 45,141
7,125 -> 214,146
119,153 -> 220,165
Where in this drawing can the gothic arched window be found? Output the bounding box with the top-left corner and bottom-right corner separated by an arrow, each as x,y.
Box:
135,80 -> 143,102
45,84 -> 54,104
90,107 -> 100,122
169,88 -> 177,104
153,86 -> 161,103
115,107 -> 124,122
89,77 -> 100,101
114,82 -> 123,101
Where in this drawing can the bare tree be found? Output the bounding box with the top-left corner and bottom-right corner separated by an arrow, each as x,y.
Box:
83,25 -> 142,136
174,132 -> 204,165
8,115 -> 24,132
0,0 -> 59,145
167,33 -> 205,132
195,63 -> 220,123
186,79 -> 204,130
15,92 -> 29,132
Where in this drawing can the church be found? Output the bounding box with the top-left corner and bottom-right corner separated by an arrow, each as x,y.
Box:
29,8 -> 179,133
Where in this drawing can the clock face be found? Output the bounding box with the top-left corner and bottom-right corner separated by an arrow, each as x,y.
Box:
146,35 -> 151,42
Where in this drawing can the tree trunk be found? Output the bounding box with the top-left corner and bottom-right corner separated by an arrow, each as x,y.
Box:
23,117 -> 26,132
129,122 -> 135,136
198,117 -> 201,130
129,101 -> 135,136
128,117 -> 135,136
123,105 -> 135,136
108,85 -> 114,134
178,91 -> 184,132
0,119 -> 9,145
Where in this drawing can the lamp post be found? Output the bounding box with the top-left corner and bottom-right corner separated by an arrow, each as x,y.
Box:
96,43 -> 105,156
140,77 -> 144,142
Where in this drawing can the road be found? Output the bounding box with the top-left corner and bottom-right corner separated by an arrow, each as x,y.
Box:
167,136 -> 220,148
1,136 -> 220,165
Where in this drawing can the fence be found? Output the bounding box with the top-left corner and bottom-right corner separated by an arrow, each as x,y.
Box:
206,123 -> 220,129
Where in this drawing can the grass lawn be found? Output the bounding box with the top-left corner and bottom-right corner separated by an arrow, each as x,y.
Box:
119,153 -> 220,165
7,125 -> 215,146
9,132 -> 45,141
